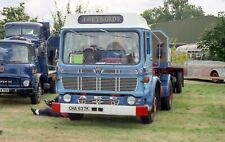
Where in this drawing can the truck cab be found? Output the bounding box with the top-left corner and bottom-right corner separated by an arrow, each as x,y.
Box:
0,22 -> 58,104
4,22 -> 50,74
52,14 -> 182,124
0,40 -> 42,104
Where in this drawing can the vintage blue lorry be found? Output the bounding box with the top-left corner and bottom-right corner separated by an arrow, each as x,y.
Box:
51,13 -> 184,124
0,22 -> 58,104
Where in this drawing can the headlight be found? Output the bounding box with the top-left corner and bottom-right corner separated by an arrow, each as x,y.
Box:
23,80 -> 30,87
63,94 -> 72,103
127,96 -> 136,105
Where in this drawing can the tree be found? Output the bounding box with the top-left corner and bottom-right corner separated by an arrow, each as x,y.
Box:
75,3 -> 87,14
167,0 -> 204,20
0,2 -> 37,38
51,1 -> 103,36
51,0 -> 87,36
170,39 -> 189,64
198,12 -> 225,61
0,2 -> 37,23
141,6 -> 172,24
141,0 -> 204,24
0,21 -> 4,39
51,0 -> 66,36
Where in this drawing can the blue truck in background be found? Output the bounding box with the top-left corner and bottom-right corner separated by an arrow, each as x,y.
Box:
0,22 -> 58,104
52,13 -> 184,124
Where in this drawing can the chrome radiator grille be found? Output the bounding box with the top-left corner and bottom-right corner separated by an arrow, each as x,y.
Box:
120,78 -> 138,91
61,77 -> 78,89
82,77 -> 96,90
62,77 -> 137,92
101,78 -> 115,91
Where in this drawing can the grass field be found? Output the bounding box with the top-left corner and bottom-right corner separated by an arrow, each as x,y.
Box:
0,81 -> 225,142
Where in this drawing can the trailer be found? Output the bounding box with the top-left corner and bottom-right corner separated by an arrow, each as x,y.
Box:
51,13 -> 184,124
185,60 -> 225,82
0,22 -> 58,104
177,44 -> 225,82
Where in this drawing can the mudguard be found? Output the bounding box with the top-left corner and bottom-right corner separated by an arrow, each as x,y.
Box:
144,76 -> 160,106
33,73 -> 42,87
212,68 -> 225,78
160,74 -> 171,97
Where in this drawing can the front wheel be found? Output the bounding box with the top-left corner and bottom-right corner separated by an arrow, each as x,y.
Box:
49,80 -> 56,93
30,83 -> 42,104
68,113 -> 84,121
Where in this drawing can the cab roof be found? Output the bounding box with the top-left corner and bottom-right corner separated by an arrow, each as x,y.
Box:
4,22 -> 43,28
63,13 -> 150,30
0,39 -> 33,45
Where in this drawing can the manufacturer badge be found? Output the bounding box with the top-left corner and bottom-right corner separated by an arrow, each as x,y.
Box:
94,67 -> 103,74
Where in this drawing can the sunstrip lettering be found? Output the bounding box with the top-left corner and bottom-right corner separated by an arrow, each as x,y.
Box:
78,15 -> 123,24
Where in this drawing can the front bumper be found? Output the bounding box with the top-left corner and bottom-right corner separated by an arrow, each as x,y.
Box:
52,103 -> 149,116
0,87 -> 34,94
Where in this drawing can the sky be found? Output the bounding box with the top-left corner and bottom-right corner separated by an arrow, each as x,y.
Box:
0,0 -> 225,22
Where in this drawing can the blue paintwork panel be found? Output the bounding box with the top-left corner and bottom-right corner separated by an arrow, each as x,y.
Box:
160,74 -> 171,97
0,64 -> 35,88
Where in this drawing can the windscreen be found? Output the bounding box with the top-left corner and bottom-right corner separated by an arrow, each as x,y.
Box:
63,31 -> 140,65
5,25 -> 40,37
0,43 -> 34,64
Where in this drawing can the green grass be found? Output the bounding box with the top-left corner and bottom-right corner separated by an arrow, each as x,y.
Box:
0,82 -> 225,142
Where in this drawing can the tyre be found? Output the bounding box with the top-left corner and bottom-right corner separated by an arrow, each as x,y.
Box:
141,87 -> 159,124
30,83 -> 42,104
155,84 -> 161,111
68,113 -> 84,121
141,96 -> 157,124
161,81 -> 173,110
175,72 -> 182,93
211,71 -> 221,83
49,80 -> 56,93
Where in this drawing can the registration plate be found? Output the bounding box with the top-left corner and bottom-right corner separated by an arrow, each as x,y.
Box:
68,106 -> 90,112
0,88 -> 9,92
